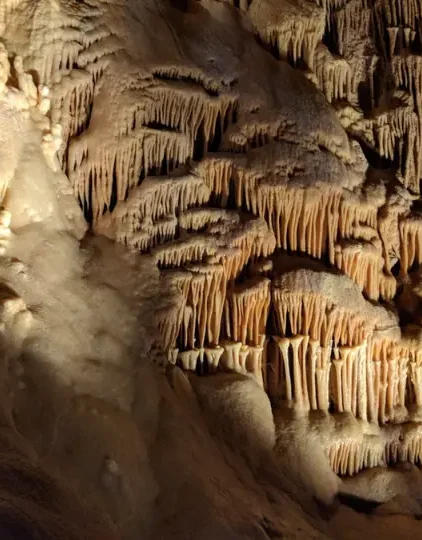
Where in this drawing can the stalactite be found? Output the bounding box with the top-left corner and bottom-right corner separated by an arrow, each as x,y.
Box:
270,268 -> 403,417
125,216 -> 178,251
272,334 -> 311,409
372,91 -> 420,191
100,172 -> 210,246
14,0 -> 422,481
314,45 -> 354,104
272,286 -> 369,348
224,277 -> 271,346
331,345 -> 360,414
73,103 -> 241,220
249,0 -> 325,69
332,0 -> 371,56
215,217 -> 276,280
391,56 -> 422,191
178,348 -> 200,371
244,183 -> 343,263
196,157 -> 234,205
153,235 -> 218,268
327,439 -> 384,476
334,239 -> 387,300
220,341 -> 243,372
167,348 -> 179,365
156,270 -> 192,353
148,83 -> 235,149
399,214 -> 422,274
204,345 -> 224,372
178,263 -> 227,350
179,208 -> 239,232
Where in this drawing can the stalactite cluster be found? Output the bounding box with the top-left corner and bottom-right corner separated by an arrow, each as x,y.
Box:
6,0 -> 422,481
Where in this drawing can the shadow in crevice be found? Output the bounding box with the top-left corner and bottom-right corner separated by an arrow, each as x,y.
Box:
337,492 -> 381,514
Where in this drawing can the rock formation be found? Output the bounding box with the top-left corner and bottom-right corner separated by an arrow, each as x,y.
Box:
1,0 -> 422,538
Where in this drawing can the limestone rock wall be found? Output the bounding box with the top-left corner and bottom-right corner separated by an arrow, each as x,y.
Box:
3,0 -> 422,481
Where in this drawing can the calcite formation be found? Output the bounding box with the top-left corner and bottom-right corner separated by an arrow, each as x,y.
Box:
3,0 -> 422,503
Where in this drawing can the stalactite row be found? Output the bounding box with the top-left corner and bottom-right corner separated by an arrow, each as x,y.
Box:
102,145 -> 422,331
270,336 -> 372,419
267,265 -> 422,430
139,174 -> 210,225
308,0 -> 422,195
399,214 -> 422,274
326,427 -> 422,475
156,271 -> 192,354
176,263 -> 227,351
153,235 -> 219,268
78,34 -> 123,83
265,0 -> 373,108
197,158 -> 234,204
272,334 -> 330,410
224,277 -> 271,346
149,213 -> 275,385
54,71 -> 95,166
373,92 -> 420,192
314,45 -> 355,103
377,0 -> 422,31
178,208 -> 241,232
338,195 -> 378,237
145,214 -> 274,272
385,436 -> 422,466
69,128 -> 195,218
168,336 -> 267,385
272,290 -> 369,348
391,55 -> 422,189
106,173 -> 211,247
67,82 -> 237,218
334,239 -> 387,301
327,440 -> 385,476
20,5 -> 235,220
125,216 -> 178,252
196,156 -> 422,300
374,0 -> 422,55
269,331 -> 414,424
147,84 -> 236,149
259,15 -> 325,69
309,0 -> 422,198
213,218 -> 276,280
156,262 -> 229,356
22,1 -> 111,175
153,222 -> 274,348
332,0 -> 371,56
199,161 -> 347,274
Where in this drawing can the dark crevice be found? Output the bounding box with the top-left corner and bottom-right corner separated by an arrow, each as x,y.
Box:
82,169 -> 94,223
337,493 -> 381,514
208,112 -> 223,152
357,138 -> 393,170
144,121 -> 180,133
109,160 -> 118,213
193,121 -> 206,160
